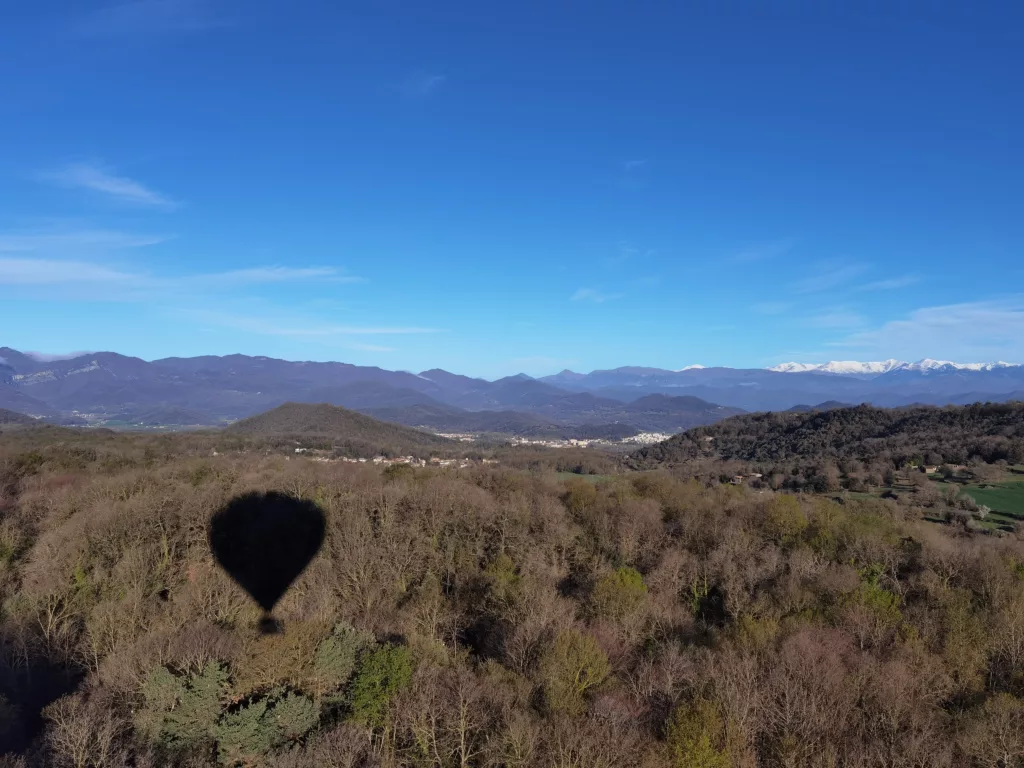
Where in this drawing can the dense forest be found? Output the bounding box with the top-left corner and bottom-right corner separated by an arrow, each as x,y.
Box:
629,403 -> 1024,492
632,402 -> 1024,467
1,420 -> 1024,766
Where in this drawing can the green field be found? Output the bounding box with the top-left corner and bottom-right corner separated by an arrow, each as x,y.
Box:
829,476 -> 1024,533
961,477 -> 1024,519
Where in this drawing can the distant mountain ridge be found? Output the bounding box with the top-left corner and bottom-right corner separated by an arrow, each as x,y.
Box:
539,360 -> 1024,412
4,345 -> 1024,432
0,347 -> 741,434
768,359 -> 1020,375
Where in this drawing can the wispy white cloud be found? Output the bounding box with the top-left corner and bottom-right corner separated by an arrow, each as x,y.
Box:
402,71 -> 446,98
182,308 -> 438,341
40,161 -> 175,208
857,274 -> 920,291
805,308 -> 866,329
617,241 -> 639,258
622,159 -> 647,172
345,342 -> 397,353
629,275 -> 661,288
791,263 -> 867,293
732,237 -> 797,264
571,287 -> 621,303
827,297 -> 1024,361
0,257 -> 158,286
607,241 -> 658,267
752,301 -> 792,315
0,257 -> 360,296
208,266 -> 363,284
0,229 -> 168,253
72,0 -> 222,39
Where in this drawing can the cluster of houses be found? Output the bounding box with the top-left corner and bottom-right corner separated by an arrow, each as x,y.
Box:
730,472 -> 763,485
291,448 -> 497,469
433,432 -> 478,442
508,437 -> 609,448
620,432 -> 673,445
922,464 -> 968,474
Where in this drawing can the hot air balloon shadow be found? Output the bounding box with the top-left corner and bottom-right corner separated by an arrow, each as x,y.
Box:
208,491 -> 326,634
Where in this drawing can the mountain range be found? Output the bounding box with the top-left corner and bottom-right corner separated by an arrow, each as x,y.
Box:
0,347 -> 741,435
2,347 -> 1023,434
538,359 -> 1024,411
767,359 -> 1019,375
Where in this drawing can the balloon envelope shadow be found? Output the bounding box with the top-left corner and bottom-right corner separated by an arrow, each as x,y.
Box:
208,491 -> 325,633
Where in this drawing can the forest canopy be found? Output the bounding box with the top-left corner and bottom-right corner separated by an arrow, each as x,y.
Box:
0,412 -> 1023,766
631,402 -> 1024,467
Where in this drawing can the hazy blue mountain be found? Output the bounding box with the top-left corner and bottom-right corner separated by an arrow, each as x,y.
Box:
3,347 -> 1022,432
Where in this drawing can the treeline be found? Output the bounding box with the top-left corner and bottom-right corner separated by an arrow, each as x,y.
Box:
632,402 -> 1024,468
1,428 -> 1024,765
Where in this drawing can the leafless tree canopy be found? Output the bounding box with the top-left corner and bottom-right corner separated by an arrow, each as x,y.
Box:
1,424 -> 1023,766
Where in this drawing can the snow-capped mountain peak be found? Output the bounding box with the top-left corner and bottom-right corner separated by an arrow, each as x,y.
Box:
768,360 -> 905,374
676,364 -> 706,371
768,362 -> 822,373
817,359 -> 906,374
901,359 -> 1020,372
769,359 -> 1020,375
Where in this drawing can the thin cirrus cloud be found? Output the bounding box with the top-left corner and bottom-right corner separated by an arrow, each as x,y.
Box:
732,237 -> 797,264
0,229 -> 169,253
0,257 -> 159,286
71,0 -> 223,40
622,159 -> 647,172
183,308 -> 439,346
0,257 -> 360,294
402,71 -> 446,98
805,308 -> 867,330
790,263 -> 867,294
857,274 -> 920,291
571,287 -> 621,303
40,161 -> 176,208
827,297 -> 1024,362
752,301 -> 793,315
210,266 -> 363,284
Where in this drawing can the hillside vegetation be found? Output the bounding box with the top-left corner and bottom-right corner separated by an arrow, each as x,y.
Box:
0,423 -> 1023,766
633,402 -> 1024,467
226,402 -> 452,456
0,408 -> 35,426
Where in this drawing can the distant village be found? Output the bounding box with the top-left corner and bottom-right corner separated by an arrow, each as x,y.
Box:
292,448 -> 495,469
282,429 -> 675,467
433,431 -> 674,449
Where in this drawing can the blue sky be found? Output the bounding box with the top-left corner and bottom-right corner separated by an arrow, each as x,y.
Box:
1,1 -> 1022,378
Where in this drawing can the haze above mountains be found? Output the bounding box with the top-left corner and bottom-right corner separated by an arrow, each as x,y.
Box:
3,347 -> 1023,435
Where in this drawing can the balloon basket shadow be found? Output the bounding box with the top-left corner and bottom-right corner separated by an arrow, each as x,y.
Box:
258,614 -> 284,635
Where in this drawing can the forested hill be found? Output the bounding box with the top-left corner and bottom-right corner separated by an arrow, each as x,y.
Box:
630,401 -> 1024,467
0,408 -> 36,426
226,402 -> 452,455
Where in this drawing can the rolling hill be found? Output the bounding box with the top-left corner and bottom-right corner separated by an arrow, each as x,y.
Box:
630,402 -> 1024,468
226,402 -> 453,456
0,408 -> 36,426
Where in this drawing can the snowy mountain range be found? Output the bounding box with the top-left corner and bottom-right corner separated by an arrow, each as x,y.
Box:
4,345 -> 1024,430
767,359 -> 1021,375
